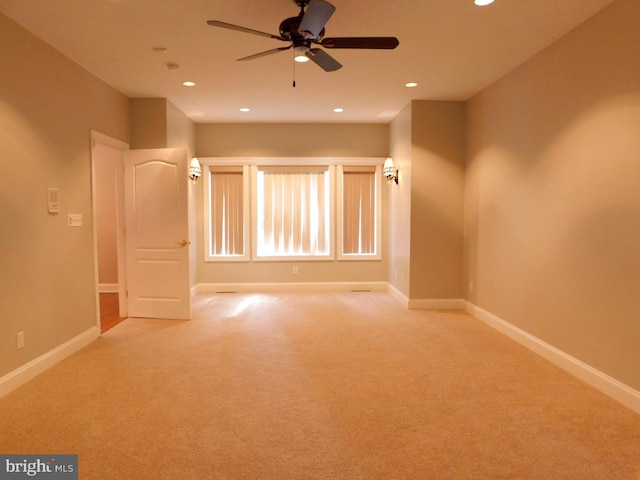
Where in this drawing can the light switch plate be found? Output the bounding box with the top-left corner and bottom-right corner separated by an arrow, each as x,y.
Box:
68,214 -> 83,227
47,188 -> 59,213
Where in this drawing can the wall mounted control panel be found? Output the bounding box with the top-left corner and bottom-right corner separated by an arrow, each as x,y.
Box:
47,188 -> 59,213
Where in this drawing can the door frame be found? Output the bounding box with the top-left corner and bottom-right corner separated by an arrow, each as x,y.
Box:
91,130 -> 129,330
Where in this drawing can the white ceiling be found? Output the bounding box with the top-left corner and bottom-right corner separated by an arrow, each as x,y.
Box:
0,0 -> 614,123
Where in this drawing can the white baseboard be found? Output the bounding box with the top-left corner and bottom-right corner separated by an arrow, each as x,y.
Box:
196,281 -> 389,294
99,283 -> 119,293
386,283 -> 409,308
0,326 -> 99,399
466,302 -> 640,415
385,284 -> 467,310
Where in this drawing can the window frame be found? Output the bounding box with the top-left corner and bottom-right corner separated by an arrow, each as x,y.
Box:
336,164 -> 383,261
202,160 -> 250,262
251,163 -> 335,262
201,157 -> 385,263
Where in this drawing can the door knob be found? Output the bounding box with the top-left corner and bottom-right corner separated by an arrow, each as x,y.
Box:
175,240 -> 190,247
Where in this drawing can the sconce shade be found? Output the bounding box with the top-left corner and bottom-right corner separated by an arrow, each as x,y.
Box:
189,157 -> 202,181
383,157 -> 398,184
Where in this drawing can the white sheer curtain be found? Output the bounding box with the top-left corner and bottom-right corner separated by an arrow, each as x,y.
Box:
342,167 -> 376,255
257,166 -> 330,256
209,167 -> 244,256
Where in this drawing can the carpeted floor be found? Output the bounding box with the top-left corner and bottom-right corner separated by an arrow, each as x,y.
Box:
1,292 -> 639,479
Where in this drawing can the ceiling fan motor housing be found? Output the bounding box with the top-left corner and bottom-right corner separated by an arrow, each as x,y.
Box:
279,15 -> 325,42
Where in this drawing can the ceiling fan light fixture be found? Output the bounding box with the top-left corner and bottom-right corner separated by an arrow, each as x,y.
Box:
182,81 -> 196,87
294,45 -> 310,62
405,82 -> 418,88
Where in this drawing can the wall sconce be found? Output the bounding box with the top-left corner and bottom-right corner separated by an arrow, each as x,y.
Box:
383,157 -> 398,184
188,157 -> 202,182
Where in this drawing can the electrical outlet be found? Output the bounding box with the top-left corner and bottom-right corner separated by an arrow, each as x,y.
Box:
17,331 -> 25,349
292,266 -> 299,275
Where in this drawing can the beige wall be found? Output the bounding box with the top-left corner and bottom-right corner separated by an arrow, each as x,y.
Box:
196,123 -> 388,158
167,100 -> 196,153
129,98 -> 167,149
0,13 -> 129,376
389,104 -> 412,296
194,123 -> 390,285
410,101 -> 465,300
130,98 -> 195,153
389,101 -> 466,300
465,0 -> 640,390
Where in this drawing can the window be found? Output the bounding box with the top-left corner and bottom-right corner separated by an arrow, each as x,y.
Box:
254,166 -> 333,259
203,158 -> 382,262
337,165 -> 382,260
204,165 -> 249,261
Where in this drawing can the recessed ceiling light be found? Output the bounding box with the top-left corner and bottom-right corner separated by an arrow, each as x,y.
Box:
333,108 -> 344,113
474,0 -> 495,6
182,81 -> 196,87
240,108 -> 250,112
405,82 -> 418,88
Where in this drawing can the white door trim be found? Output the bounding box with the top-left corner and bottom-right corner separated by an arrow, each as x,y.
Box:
91,130 -> 129,330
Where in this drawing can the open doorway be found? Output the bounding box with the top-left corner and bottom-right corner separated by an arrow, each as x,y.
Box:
91,131 -> 128,333
99,292 -> 125,333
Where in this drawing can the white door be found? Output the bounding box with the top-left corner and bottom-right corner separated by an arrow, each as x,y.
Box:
124,148 -> 191,320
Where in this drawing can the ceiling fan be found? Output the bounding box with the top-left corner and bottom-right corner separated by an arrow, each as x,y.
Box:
207,0 -> 399,72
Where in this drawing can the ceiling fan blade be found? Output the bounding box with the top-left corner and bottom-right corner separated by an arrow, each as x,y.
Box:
298,0 -> 336,39
237,46 -> 292,61
305,48 -> 342,72
320,37 -> 400,49
207,20 -> 286,41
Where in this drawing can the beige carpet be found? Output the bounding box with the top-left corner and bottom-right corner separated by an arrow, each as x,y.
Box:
1,292 -> 639,479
